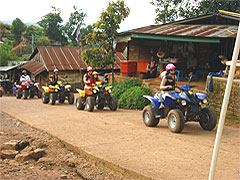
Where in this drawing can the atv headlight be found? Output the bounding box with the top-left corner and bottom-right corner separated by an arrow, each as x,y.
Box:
93,89 -> 97,94
55,89 -> 58,92
202,98 -> 208,104
181,100 -> 187,106
108,89 -> 112,93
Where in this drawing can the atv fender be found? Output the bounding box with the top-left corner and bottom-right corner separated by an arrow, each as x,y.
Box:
76,88 -> 85,97
196,92 -> 208,100
42,86 -> 49,93
143,95 -> 160,107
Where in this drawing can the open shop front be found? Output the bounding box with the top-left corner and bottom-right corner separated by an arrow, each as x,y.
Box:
118,35 -> 236,81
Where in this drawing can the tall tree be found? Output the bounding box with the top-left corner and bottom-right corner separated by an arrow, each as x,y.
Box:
82,0 -> 130,84
11,18 -> 26,43
63,5 -> 87,44
151,0 -> 240,24
37,7 -> 67,45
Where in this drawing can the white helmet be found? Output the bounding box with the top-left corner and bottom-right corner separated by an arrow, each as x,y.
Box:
53,69 -> 59,73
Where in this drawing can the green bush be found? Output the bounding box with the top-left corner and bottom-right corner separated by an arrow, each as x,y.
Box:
111,78 -> 142,100
118,86 -> 152,110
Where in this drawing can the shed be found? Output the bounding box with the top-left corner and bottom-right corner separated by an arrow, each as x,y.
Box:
116,12 -> 240,76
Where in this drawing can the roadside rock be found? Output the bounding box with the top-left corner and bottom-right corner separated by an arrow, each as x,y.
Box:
21,145 -> 34,153
16,140 -> 29,151
31,148 -> 46,159
0,150 -> 19,159
15,152 -> 33,162
0,140 -> 20,150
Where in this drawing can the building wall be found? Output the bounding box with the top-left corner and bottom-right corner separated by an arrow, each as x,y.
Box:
37,70 -> 84,92
206,76 -> 240,120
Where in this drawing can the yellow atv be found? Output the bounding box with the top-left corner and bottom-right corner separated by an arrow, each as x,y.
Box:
42,81 -> 74,105
75,81 -> 117,112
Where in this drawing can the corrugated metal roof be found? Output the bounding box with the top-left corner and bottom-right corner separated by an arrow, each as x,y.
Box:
129,24 -> 238,38
0,64 -> 21,72
38,46 -> 82,71
28,46 -> 126,73
20,60 -> 45,76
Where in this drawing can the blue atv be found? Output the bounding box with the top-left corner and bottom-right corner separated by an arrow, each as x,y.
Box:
142,85 -> 217,133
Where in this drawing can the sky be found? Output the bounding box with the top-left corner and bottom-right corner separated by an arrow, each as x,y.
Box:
0,0 -> 157,32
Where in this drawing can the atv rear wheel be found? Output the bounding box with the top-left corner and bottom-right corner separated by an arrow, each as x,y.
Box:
86,96 -> 94,112
200,107 -> 217,130
49,93 -> 57,105
76,96 -> 85,110
42,92 -> 49,104
22,90 -> 29,99
142,105 -> 160,127
29,90 -> 35,98
68,92 -> 74,104
167,109 -> 185,133
16,90 -> 22,99
109,96 -> 117,111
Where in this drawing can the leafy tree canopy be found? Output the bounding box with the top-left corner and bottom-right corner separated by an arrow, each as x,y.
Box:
82,0 -> 130,68
63,5 -> 87,44
11,18 -> 26,43
151,0 -> 240,24
37,6 -> 67,44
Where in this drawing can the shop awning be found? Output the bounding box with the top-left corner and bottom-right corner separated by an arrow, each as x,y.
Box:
131,34 -> 220,43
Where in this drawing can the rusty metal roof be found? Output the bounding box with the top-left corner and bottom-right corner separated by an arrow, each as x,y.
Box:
37,46 -> 83,71
128,24 -> 238,38
20,60 -> 45,76
27,46 -> 126,74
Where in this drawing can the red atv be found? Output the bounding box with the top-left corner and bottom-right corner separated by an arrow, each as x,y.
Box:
16,80 -> 41,99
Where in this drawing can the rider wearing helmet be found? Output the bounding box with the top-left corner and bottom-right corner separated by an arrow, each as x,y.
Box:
83,66 -> 94,87
20,70 -> 31,84
92,71 -> 101,85
158,64 -> 177,108
50,68 -> 64,86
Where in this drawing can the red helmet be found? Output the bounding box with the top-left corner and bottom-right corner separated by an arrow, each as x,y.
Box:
87,66 -> 93,72
165,64 -> 176,71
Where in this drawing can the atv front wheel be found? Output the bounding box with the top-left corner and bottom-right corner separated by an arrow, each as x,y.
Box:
86,96 -> 94,112
200,107 -> 217,130
22,90 -> 29,99
49,93 -> 57,105
109,96 -> 117,111
142,105 -> 160,127
37,90 -> 42,98
167,109 -> 185,133
42,92 -> 49,104
16,90 -> 22,99
68,92 -> 74,104
76,96 -> 85,110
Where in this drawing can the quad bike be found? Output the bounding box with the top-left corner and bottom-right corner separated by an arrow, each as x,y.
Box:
75,79 -> 117,112
42,80 -> 74,105
29,81 -> 42,98
16,80 -> 42,99
142,84 -> 217,133
16,81 -> 31,99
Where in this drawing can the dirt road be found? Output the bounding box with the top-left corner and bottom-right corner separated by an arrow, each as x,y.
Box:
0,96 -> 239,180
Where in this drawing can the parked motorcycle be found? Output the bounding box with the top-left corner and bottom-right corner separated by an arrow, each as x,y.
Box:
42,80 -> 74,105
75,75 -> 117,112
142,84 -> 217,133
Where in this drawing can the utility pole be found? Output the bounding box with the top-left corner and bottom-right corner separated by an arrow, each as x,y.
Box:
31,34 -> 34,53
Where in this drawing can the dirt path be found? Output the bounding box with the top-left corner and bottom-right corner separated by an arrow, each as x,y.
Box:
0,96 -> 239,180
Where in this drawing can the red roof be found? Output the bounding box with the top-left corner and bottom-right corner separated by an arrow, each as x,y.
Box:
125,24 -> 238,38
38,46 -> 85,71
20,60 -> 45,76
24,46 -> 126,75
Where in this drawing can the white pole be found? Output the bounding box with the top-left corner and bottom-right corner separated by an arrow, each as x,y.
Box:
209,22 -> 240,180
